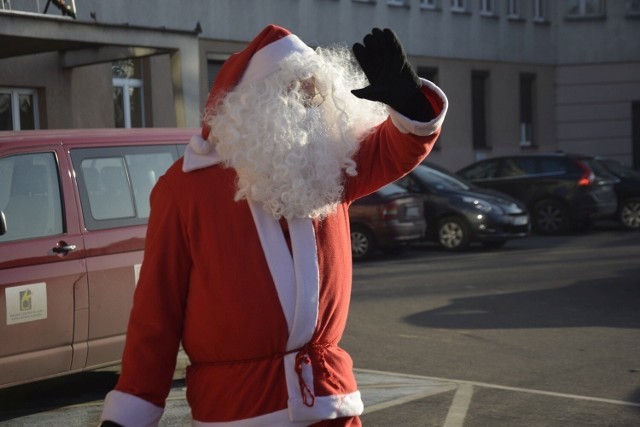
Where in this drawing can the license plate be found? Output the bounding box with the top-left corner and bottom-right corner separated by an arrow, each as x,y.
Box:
512,215 -> 528,225
406,206 -> 420,217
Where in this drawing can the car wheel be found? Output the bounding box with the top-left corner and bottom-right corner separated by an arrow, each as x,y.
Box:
619,197 -> 640,230
437,217 -> 470,251
533,200 -> 568,235
350,224 -> 376,260
481,239 -> 508,249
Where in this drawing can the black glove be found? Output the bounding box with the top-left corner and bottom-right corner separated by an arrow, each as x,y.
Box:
100,422 -> 123,427
351,28 -> 435,122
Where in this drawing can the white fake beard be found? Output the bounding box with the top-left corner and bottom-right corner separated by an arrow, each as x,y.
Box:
217,99 -> 350,219
209,48 -> 387,220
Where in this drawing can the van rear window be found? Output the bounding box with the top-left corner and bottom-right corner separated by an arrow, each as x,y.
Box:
71,145 -> 180,230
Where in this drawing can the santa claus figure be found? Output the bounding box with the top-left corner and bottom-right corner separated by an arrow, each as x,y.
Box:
100,24 -> 447,427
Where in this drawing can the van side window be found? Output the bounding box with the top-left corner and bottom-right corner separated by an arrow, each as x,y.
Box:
0,152 -> 63,242
72,145 -> 177,230
82,158 -> 135,220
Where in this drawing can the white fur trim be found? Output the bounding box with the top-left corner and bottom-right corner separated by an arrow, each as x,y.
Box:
182,138 -> 222,172
282,353 -> 364,422
288,390 -> 364,422
100,390 -> 163,427
247,201 -> 298,332
239,34 -> 315,86
286,217 -> 319,349
246,203 -> 319,348
388,78 -> 449,136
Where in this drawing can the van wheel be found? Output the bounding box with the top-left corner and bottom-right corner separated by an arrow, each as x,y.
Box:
533,200 -> 568,235
619,197 -> 640,230
350,225 -> 376,260
437,217 -> 470,251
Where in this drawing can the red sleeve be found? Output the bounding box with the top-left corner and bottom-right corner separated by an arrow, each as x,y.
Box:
343,82 -> 446,203
114,177 -> 192,408
343,118 -> 441,203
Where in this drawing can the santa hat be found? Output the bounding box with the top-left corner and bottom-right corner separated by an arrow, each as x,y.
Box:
199,24 -> 315,142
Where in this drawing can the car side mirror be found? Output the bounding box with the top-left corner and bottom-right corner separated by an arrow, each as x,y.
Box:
0,211 -> 6,236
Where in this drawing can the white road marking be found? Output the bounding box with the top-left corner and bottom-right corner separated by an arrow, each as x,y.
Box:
443,383 -> 473,427
355,368 -> 640,408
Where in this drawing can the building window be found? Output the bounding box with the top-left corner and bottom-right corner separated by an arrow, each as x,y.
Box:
533,0 -> 547,22
418,67 -> 439,84
471,71 -> 490,150
480,0 -> 496,16
207,60 -> 225,92
565,0 -> 606,18
507,0 -> 521,18
420,0 -> 439,10
451,0 -> 467,13
519,73 -> 536,147
112,59 -> 145,128
0,88 -> 40,131
626,0 -> 640,17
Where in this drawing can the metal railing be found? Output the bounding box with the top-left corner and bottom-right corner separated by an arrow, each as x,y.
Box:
1,0 -> 77,19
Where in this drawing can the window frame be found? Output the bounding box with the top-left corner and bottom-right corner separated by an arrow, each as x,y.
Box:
0,87 -> 40,131
112,59 -> 146,129
565,0 -> 606,19
71,144 -> 183,231
533,0 -> 547,22
480,0 -> 496,16
519,73 -> 537,148
507,0 -> 521,19
471,70 -> 491,151
420,0 -> 440,10
451,0 -> 468,13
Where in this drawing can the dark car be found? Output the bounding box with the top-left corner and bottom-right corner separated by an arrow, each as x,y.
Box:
456,153 -> 618,235
395,162 -> 529,250
349,183 -> 426,260
595,157 -> 640,230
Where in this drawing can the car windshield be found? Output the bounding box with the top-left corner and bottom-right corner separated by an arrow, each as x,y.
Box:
376,182 -> 408,197
414,165 -> 471,191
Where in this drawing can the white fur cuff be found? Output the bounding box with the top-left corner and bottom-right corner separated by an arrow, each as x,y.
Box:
100,390 -> 164,427
388,78 -> 448,136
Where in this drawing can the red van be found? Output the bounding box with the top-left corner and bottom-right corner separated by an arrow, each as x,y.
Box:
0,128 -> 193,388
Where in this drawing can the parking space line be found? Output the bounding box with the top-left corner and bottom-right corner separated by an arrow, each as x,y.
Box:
443,383 -> 473,427
363,385 -> 458,414
355,368 -> 640,408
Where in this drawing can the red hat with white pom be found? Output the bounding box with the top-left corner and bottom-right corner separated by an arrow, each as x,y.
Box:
199,24 -> 314,142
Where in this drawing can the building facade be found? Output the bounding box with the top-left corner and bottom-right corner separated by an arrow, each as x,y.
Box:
1,0 -> 639,169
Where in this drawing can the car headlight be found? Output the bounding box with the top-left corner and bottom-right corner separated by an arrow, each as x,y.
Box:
461,196 -> 503,214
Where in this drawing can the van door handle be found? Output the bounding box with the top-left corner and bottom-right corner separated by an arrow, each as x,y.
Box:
53,242 -> 77,255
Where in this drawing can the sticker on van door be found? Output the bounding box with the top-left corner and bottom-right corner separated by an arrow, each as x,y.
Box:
5,283 -> 48,325
134,263 -> 141,286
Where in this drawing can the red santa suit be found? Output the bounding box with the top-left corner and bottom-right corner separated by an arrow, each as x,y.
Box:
100,25 -> 447,427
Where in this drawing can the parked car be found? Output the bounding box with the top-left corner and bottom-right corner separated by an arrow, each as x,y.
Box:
349,183 -> 426,260
0,128 -> 192,388
394,162 -> 529,250
594,157 -> 640,230
456,153 -> 618,235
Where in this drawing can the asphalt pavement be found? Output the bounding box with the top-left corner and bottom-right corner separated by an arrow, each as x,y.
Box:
1,349 -> 639,426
